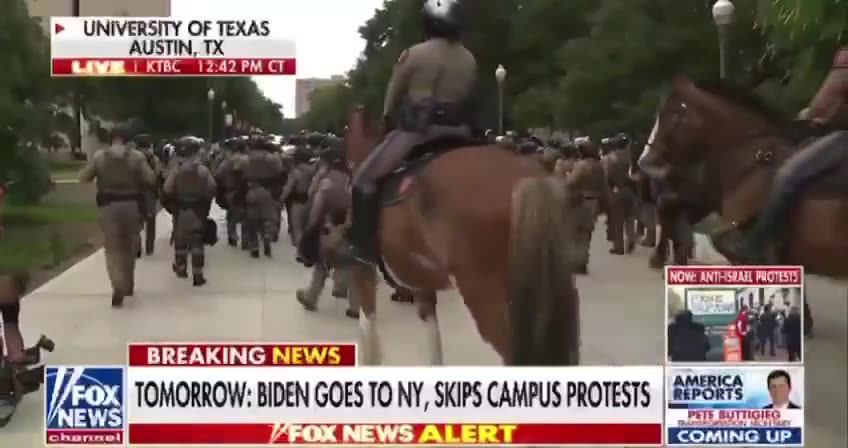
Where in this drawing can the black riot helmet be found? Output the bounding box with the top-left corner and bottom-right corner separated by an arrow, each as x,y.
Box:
292,145 -> 312,163
306,132 -> 326,148
132,133 -> 153,149
422,0 -> 462,41
175,136 -> 201,157
109,125 -> 132,145
318,145 -> 347,170
614,132 -> 631,149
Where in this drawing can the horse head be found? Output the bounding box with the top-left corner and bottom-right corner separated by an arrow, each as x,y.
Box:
641,75 -> 787,187
344,105 -> 383,170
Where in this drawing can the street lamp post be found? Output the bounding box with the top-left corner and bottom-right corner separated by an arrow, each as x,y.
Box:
495,64 -> 507,135
207,88 -> 215,142
72,0 -> 82,155
712,0 -> 735,79
221,100 -> 228,138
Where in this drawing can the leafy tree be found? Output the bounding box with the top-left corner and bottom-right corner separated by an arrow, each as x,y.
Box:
0,0 -> 63,202
759,0 -> 848,43
301,83 -> 354,133
295,0 -> 846,140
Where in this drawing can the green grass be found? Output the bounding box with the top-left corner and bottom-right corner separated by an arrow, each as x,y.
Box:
4,203 -> 97,225
0,185 -> 98,271
47,158 -> 85,172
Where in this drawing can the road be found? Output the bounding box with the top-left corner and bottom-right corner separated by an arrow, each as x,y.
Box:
4,209 -> 846,446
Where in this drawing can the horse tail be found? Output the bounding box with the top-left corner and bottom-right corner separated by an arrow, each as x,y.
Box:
508,176 -> 581,365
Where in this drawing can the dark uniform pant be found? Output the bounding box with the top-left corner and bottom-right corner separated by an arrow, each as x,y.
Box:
173,210 -> 205,276
352,130 -> 420,192
245,186 -> 276,255
746,130 -> 848,246
225,192 -> 246,247
607,187 -> 637,252
99,200 -> 142,294
572,197 -> 599,268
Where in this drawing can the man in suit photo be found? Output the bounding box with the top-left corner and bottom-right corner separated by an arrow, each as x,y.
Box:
763,369 -> 801,409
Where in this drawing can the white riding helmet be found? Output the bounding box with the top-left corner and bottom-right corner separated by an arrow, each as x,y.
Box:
423,0 -> 460,24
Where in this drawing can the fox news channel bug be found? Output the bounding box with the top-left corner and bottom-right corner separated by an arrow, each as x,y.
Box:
114,343 -> 665,445
44,366 -> 126,446
665,366 -> 804,446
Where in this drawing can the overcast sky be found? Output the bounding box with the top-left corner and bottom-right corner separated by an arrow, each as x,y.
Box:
172,0 -> 385,117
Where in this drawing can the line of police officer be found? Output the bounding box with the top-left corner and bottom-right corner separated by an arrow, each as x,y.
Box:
80,125 -> 336,307
496,132 -> 664,274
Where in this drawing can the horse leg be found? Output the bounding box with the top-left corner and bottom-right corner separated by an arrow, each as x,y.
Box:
671,212 -> 692,265
455,277 -> 510,361
351,263 -> 381,365
415,291 -> 443,365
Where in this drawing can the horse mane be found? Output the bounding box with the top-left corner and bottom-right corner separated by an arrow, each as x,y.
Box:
692,79 -> 788,125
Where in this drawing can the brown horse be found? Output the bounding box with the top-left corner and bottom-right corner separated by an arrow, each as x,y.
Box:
344,107 -> 580,365
639,75 -> 848,278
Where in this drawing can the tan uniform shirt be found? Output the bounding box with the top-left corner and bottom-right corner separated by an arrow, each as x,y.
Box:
163,161 -> 216,198
79,144 -> 155,192
383,38 -> 477,118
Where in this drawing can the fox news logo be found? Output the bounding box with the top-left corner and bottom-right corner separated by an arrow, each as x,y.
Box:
45,366 -> 124,445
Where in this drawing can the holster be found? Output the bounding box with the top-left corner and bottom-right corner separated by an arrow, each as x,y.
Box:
215,185 -> 230,210
397,99 -> 466,132
177,198 -> 212,218
160,193 -> 176,215
203,218 -> 219,246
96,192 -> 144,218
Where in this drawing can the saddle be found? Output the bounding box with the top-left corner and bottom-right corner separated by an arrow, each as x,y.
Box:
377,135 -> 473,207
371,135 -> 473,288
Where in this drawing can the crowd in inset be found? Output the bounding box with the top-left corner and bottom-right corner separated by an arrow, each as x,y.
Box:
668,296 -> 808,363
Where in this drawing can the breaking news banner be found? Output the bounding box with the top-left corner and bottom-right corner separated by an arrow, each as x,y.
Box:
665,266 -> 804,363
665,366 -> 804,446
51,342 -> 664,446
49,17 -> 296,77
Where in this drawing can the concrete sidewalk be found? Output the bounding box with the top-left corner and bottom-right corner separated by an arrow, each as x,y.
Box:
3,209 -> 844,447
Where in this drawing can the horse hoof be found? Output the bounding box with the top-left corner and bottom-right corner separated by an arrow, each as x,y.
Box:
295,290 -> 316,311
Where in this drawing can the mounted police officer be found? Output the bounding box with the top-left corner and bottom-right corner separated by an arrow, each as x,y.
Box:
79,126 -> 155,307
244,136 -> 284,258
604,133 -> 638,255
345,0 -> 477,263
163,137 -> 216,286
214,137 -> 249,248
733,47 -> 848,263
565,137 -> 606,274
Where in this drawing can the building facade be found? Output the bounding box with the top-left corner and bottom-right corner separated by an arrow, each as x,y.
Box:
27,0 -> 170,32
294,76 -> 344,117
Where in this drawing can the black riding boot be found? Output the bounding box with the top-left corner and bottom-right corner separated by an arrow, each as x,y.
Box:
349,187 -> 379,264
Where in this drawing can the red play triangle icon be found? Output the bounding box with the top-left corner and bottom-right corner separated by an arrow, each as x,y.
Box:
55,23 -> 65,34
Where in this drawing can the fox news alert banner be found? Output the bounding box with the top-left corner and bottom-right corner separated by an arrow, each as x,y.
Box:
50,17 -> 296,76
666,366 -> 804,446
50,342 -> 664,446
